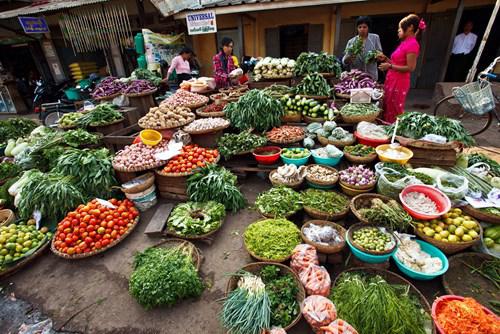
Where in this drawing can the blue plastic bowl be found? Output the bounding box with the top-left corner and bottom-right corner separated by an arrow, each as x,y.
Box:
346,232 -> 397,264
392,239 -> 449,280
280,148 -> 311,166
311,151 -> 343,167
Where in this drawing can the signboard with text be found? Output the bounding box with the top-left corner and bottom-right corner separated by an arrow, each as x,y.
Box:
18,16 -> 49,34
186,11 -> 217,35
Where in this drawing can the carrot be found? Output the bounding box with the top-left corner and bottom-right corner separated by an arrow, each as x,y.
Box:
436,297 -> 500,334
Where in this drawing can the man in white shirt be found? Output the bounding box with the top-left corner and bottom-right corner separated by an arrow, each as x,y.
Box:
446,21 -> 478,82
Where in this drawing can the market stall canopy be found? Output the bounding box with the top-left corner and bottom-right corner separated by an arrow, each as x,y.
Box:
0,0 -> 109,20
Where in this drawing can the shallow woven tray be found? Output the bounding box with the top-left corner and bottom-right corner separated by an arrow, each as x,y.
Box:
166,218 -> 225,240
113,158 -> 167,173
414,224 -> 482,255
298,94 -> 329,100
263,74 -> 294,80
267,134 -> 305,145
153,238 -> 201,271
155,155 -> 220,177
303,115 -> 326,124
462,205 -> 500,225
268,170 -> 304,189
90,117 -> 124,128
335,92 -> 351,100
301,220 -> 346,254
0,209 -> 15,227
125,88 -> 158,97
195,105 -> 226,118
93,92 -> 121,101
443,252 -> 498,310
333,267 -> 436,334
347,222 -> 396,255
341,111 -> 380,124
339,179 -> 376,191
0,239 -> 50,279
318,134 -> 356,148
185,99 -> 209,110
138,113 -> 195,130
304,197 -> 350,221
350,193 -> 396,224
343,151 -> 377,164
51,216 -> 140,259
58,124 -> 78,130
225,262 -> 305,331
281,113 -> 302,123
305,165 -> 339,186
183,122 -> 229,135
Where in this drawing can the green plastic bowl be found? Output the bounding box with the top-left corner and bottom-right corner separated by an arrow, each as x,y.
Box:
392,239 -> 449,280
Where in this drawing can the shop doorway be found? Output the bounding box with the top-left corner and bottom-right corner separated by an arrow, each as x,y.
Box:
216,29 -> 242,60
280,24 -> 308,59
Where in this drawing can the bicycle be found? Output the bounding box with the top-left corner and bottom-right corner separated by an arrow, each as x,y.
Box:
433,56 -> 500,136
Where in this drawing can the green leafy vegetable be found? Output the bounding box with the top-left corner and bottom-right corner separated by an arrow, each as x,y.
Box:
346,36 -> 364,57
224,90 -> 284,132
358,198 -> 413,231
217,131 -> 267,159
255,186 -> 302,218
340,103 -> 380,116
77,103 -> 123,127
63,129 -> 101,147
301,189 -> 349,214
467,153 -> 500,177
0,162 -> 21,181
168,201 -> 225,236
294,52 -> 341,77
187,165 -> 246,212
0,118 -> 38,145
129,246 -> 203,309
244,219 -> 301,261
130,68 -> 162,86
294,73 -> 331,97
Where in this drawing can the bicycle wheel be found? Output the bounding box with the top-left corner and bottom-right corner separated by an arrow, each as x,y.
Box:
433,95 -> 492,136
43,111 -> 64,127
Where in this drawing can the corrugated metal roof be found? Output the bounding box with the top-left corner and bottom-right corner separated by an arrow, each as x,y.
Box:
197,0 -> 272,9
0,0 -> 109,19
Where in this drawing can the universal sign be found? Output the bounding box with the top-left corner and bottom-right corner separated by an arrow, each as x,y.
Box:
186,11 -> 217,35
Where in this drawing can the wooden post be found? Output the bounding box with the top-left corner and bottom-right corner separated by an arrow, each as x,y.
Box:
334,5 -> 342,55
439,0 -> 464,82
238,14 -> 245,58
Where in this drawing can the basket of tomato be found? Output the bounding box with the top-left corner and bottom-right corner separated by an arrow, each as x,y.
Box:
155,144 -> 220,196
51,198 -> 140,259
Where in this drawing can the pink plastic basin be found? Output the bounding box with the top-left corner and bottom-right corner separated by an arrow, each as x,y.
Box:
399,184 -> 451,220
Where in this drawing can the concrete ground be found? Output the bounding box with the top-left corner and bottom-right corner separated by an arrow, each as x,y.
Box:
1,89 -> 499,334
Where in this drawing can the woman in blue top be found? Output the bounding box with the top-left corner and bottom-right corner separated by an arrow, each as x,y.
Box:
342,16 -> 383,81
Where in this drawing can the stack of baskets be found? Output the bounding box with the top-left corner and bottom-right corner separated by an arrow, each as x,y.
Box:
121,173 -> 157,211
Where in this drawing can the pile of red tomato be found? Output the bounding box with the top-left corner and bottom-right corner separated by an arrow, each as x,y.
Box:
162,144 -> 219,174
53,199 -> 139,255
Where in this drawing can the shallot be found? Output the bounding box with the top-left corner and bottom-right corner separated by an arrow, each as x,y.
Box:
113,140 -> 169,171
339,165 -> 376,186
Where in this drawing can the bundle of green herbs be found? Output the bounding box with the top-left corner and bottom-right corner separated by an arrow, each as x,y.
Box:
294,52 -> 341,77
255,186 -> 302,218
63,129 -> 101,147
221,272 -> 271,334
0,118 -> 38,145
217,131 -> 267,159
330,273 -> 429,334
167,201 -> 225,236
346,36 -> 364,57
387,112 -> 474,146
380,162 -> 435,185
260,265 -> 300,328
294,73 -> 331,97
467,152 -> 500,178
244,219 -> 301,261
77,103 -> 123,127
0,161 -> 21,181
187,165 -> 245,212
358,198 -> 413,230
52,148 -> 117,200
224,89 -> 284,132
301,189 -> 349,214
129,246 -> 203,309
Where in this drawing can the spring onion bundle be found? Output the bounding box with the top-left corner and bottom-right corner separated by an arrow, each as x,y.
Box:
221,272 -> 271,334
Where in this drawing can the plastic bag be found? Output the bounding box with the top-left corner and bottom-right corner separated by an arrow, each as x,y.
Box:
467,162 -> 491,179
302,295 -> 337,331
290,244 -> 319,273
299,264 -> 331,297
121,172 -> 155,194
318,319 -> 359,334
376,167 -> 422,200
266,327 -> 287,334
436,173 -> 468,200
125,185 -> 157,211
419,134 -> 447,144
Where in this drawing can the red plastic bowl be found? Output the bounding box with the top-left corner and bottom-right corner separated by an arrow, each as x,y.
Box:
432,295 -> 499,334
354,131 -> 390,147
399,184 -> 451,220
252,146 -> 282,165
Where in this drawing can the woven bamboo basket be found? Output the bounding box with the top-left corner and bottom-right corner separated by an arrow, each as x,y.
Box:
138,113 -> 195,130
301,220 -> 346,253
303,115 -> 326,124
185,100 -> 209,110
298,94 -> 329,101
339,180 -> 376,196
335,92 -> 351,100
58,123 -> 78,130
219,85 -> 248,94
153,238 -> 201,271
350,193 -> 396,224
269,170 -> 304,189
124,88 -> 157,98
0,239 -> 50,279
90,118 -> 125,135
155,170 -> 191,195
51,216 -> 140,259
243,240 -> 293,263
281,113 -> 302,123
94,92 -> 121,101
113,158 -> 167,173
304,200 -> 350,222
0,209 -> 15,227
305,165 -> 339,187
267,134 -> 305,145
318,134 -> 356,148
225,262 -> 305,331
343,151 -> 377,164
341,111 -> 380,124
195,105 -> 226,118
183,122 -> 230,135
414,224 -> 482,255
462,205 -> 500,225
166,218 -> 225,241
347,222 -> 396,256
332,267 -> 436,334
120,172 -> 155,194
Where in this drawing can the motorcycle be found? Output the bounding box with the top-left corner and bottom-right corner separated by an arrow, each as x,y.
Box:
32,80 -> 76,127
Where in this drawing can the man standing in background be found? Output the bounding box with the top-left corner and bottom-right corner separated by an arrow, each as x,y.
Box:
446,20 -> 478,82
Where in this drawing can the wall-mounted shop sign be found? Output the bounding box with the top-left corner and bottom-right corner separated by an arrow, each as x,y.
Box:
186,11 -> 217,35
18,16 -> 49,34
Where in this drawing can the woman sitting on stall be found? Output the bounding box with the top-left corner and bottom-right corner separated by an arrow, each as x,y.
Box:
378,14 -> 425,123
213,37 -> 240,88
166,47 -> 194,85
342,16 -> 383,81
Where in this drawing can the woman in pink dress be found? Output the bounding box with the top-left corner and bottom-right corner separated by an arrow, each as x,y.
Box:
378,14 -> 426,123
